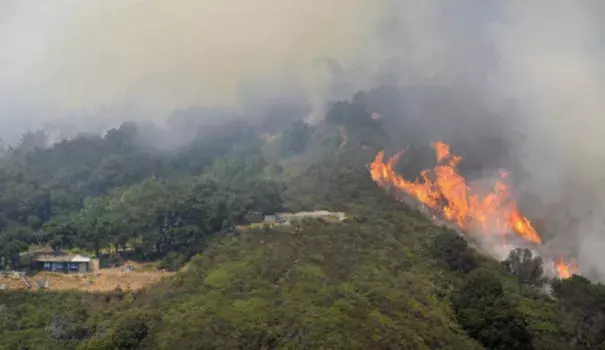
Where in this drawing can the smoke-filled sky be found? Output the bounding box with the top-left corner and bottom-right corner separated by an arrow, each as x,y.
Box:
3,1 -> 605,277
491,1 -> 605,280
0,0 -> 388,142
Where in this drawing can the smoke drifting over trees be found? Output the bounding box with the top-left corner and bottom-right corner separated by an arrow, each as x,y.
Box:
2,1 -> 605,278
0,0 -> 386,140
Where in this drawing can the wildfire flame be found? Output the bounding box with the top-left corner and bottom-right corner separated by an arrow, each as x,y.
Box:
555,256 -> 578,279
370,141 -> 541,243
369,141 -> 578,279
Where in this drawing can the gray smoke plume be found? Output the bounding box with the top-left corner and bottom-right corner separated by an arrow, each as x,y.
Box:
0,0 -> 388,143
489,1 -> 605,280
379,0 -> 605,280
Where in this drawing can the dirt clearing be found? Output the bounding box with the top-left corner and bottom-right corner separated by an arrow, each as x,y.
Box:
0,261 -> 174,293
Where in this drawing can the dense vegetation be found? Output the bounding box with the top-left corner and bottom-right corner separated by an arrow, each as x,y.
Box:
0,121 -> 282,268
1,90 -> 605,349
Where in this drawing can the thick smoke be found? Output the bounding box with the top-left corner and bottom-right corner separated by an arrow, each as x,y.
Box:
489,1 -> 605,280
0,0 -> 387,144
2,1 -> 605,278
382,0 -> 605,280
383,1 -> 605,280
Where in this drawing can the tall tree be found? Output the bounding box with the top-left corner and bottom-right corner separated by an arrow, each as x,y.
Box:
502,248 -> 545,286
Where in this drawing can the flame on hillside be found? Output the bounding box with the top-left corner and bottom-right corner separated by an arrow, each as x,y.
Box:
555,256 -> 578,279
369,141 -> 576,279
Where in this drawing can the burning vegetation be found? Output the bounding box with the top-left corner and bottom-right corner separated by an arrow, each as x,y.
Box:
370,141 -> 577,279
555,255 -> 578,280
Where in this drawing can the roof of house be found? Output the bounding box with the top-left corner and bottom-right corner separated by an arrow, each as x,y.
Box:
35,254 -> 91,263
71,255 -> 92,263
276,211 -> 344,217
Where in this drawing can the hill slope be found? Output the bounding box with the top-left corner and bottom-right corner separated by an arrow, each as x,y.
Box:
1,95 -> 604,349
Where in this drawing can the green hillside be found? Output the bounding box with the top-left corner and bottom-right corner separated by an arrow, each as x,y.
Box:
0,95 -> 604,349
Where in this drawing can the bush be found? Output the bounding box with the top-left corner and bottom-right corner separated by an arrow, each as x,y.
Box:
107,253 -> 124,268
156,252 -> 190,271
453,269 -> 534,349
47,315 -> 89,340
551,276 -> 605,348
431,230 -> 478,273
113,314 -> 152,348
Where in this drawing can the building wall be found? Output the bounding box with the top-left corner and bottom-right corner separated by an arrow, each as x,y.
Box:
287,213 -> 344,221
38,261 -> 89,274
78,263 -> 87,274
265,211 -> 346,224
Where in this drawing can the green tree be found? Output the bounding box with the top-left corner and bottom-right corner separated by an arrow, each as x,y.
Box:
106,311 -> 156,349
502,248 -> 545,286
431,230 -> 478,272
42,215 -> 77,251
0,224 -> 31,269
74,197 -> 112,257
281,121 -> 311,156
453,268 -> 534,350
552,275 -> 605,348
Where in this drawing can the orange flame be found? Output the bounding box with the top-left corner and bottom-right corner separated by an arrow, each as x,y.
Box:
370,142 -> 582,279
555,256 -> 578,279
370,141 -> 542,244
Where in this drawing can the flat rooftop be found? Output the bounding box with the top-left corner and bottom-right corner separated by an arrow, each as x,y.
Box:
34,254 -> 91,263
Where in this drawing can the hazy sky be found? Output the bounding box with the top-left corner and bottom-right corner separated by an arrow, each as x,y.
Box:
0,0 -> 501,142
0,0 -> 389,143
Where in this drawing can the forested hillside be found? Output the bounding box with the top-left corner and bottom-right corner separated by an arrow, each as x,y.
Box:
0,119 -> 283,268
1,93 -> 605,349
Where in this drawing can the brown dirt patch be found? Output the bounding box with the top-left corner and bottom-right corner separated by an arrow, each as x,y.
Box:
0,261 -> 175,293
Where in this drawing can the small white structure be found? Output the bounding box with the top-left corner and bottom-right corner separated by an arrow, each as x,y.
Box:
35,254 -> 92,274
264,211 -> 346,224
